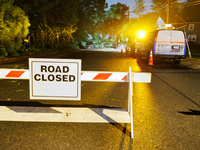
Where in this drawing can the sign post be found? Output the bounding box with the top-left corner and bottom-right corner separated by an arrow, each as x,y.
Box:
29,58 -> 81,100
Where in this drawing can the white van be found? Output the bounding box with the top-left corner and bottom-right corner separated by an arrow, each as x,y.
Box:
137,30 -> 187,64
154,30 -> 186,64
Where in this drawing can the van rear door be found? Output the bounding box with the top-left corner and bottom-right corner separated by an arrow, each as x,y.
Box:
155,30 -> 171,55
155,30 -> 186,56
171,31 -> 185,55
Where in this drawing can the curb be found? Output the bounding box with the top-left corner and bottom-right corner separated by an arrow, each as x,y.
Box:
0,49 -> 76,65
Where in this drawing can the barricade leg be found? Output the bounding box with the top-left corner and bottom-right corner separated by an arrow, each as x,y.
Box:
128,67 -> 134,138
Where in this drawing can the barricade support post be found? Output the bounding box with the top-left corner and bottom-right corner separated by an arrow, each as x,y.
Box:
128,67 -> 134,138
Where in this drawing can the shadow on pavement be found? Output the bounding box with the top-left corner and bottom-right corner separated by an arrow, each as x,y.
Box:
178,109 -> 200,115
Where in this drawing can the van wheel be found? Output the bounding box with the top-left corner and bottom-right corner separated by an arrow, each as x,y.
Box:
174,59 -> 181,64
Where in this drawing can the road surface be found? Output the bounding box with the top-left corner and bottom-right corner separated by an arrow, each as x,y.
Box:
0,48 -> 200,150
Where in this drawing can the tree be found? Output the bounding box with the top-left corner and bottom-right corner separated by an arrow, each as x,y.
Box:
181,0 -> 200,22
151,0 -> 167,11
0,0 -> 30,57
120,12 -> 159,48
151,0 -> 184,23
133,0 -> 145,16
73,0 -> 107,45
131,12 -> 159,34
14,0 -> 80,48
101,3 -> 129,44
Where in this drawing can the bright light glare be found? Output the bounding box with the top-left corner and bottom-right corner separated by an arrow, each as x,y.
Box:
137,31 -> 146,39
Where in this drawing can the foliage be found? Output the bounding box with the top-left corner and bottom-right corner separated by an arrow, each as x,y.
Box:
181,0 -> 200,22
103,3 -> 129,36
151,0 -> 167,12
133,0 -> 145,16
19,42 -> 78,56
14,0 -> 80,49
100,3 -> 129,44
73,0 -> 107,44
150,0 -> 200,23
53,43 -> 79,51
120,12 -> 159,46
0,0 -> 30,57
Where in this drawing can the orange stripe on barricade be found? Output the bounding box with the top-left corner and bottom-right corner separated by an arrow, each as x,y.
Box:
5,71 -> 25,78
122,75 -> 127,81
93,73 -> 112,80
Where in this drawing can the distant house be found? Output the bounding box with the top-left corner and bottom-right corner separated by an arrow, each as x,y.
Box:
184,22 -> 200,44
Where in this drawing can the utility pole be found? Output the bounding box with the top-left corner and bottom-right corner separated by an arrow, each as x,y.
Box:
176,15 -> 192,59
167,0 -> 170,24
125,6 -> 130,48
128,6 -> 129,31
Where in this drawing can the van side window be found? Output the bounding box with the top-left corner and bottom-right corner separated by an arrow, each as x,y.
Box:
189,24 -> 194,30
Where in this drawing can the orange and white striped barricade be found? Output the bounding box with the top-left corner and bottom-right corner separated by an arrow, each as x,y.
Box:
0,67 -> 151,139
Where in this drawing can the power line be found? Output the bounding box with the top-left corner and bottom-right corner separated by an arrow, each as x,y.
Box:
172,0 -> 200,8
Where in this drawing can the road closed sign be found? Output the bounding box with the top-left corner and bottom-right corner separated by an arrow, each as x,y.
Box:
29,58 -> 81,100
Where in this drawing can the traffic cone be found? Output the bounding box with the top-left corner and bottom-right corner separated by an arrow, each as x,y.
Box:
134,49 -> 137,58
148,49 -> 153,65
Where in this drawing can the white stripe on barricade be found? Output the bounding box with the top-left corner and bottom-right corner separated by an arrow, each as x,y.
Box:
0,106 -> 130,123
132,72 -> 151,83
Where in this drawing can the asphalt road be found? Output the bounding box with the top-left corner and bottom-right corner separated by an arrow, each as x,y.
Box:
0,48 -> 200,150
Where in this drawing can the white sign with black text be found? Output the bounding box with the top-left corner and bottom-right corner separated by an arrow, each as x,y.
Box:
29,58 -> 81,100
